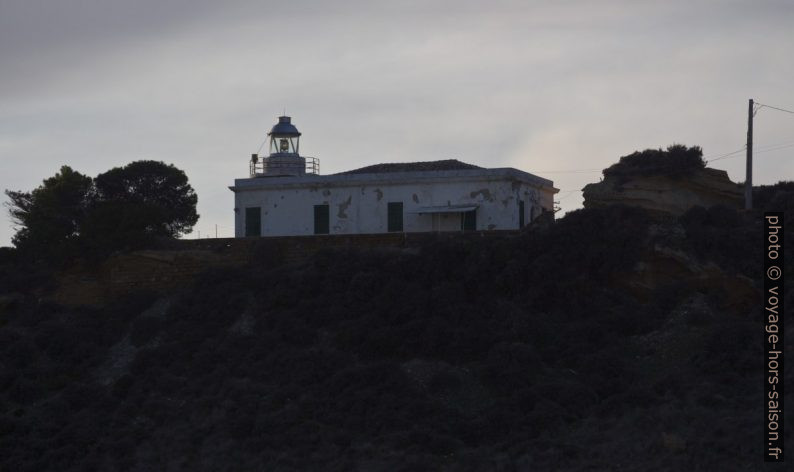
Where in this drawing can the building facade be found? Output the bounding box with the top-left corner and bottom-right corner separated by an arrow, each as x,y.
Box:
230,116 -> 558,237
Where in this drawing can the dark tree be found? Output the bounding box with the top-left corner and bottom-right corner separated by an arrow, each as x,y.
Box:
4,161 -> 198,262
4,166 -> 93,259
90,160 -> 199,240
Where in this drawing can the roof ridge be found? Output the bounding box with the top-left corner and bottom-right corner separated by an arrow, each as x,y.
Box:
336,159 -> 482,175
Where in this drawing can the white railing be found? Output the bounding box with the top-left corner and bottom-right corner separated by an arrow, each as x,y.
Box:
305,156 -> 320,175
249,156 -> 320,177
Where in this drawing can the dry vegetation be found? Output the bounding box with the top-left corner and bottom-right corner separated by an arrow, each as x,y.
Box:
0,187 -> 792,470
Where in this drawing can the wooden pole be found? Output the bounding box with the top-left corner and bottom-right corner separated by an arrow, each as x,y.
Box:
746,98 -> 754,210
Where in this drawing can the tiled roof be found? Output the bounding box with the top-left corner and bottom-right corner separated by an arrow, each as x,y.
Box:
337,159 -> 482,175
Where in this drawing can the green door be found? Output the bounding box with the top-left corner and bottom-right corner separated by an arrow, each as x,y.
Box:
314,204 -> 329,234
518,200 -> 525,228
245,207 -> 261,237
387,202 -> 404,232
461,210 -> 476,231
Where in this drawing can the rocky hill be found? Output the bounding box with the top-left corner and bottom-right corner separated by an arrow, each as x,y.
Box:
582,167 -> 743,215
582,144 -> 743,215
0,187 -> 791,470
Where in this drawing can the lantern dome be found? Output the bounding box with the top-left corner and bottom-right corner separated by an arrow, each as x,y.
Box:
268,116 -> 301,137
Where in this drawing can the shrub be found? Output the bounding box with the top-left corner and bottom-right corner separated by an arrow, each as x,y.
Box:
603,144 -> 706,181
130,316 -> 162,347
753,180 -> 794,212
679,205 -> 759,277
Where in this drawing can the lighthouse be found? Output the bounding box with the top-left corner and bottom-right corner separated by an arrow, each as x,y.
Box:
231,114 -> 557,237
249,116 -> 319,177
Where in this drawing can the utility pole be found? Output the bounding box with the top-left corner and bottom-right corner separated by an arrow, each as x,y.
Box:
745,98 -> 754,210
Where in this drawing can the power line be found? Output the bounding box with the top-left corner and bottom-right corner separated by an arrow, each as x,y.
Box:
556,189 -> 584,202
703,141 -> 794,164
535,169 -> 602,174
705,146 -> 745,163
756,102 -> 794,115
756,141 -> 794,151
755,142 -> 794,155
707,153 -> 742,163
255,137 -> 269,154
536,139 -> 793,173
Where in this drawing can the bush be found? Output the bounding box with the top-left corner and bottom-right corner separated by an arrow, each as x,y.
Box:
679,205 -> 759,277
130,316 -> 162,347
603,144 -> 705,181
753,180 -> 794,212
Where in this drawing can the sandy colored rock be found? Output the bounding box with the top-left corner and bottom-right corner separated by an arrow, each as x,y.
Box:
582,167 -> 742,215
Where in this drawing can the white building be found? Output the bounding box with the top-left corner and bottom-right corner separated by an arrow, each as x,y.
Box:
230,116 -> 558,237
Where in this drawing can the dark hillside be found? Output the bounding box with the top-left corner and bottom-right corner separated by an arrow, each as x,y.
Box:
0,203 -> 791,471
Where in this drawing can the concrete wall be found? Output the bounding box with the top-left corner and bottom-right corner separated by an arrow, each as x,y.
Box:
232,172 -> 555,237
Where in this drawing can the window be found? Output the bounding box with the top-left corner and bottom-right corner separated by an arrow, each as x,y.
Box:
387,202 -> 403,232
314,204 -> 329,234
518,200 -> 525,228
461,210 -> 476,231
245,207 -> 261,237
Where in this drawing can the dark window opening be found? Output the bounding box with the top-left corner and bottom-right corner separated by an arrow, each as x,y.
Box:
245,207 -> 261,237
387,202 -> 404,232
314,204 -> 329,234
518,200 -> 525,228
461,210 -> 477,231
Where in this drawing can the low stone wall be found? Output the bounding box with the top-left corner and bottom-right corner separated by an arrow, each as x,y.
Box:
53,231 -> 518,306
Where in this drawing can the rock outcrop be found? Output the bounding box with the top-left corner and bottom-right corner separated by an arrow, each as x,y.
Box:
582,167 -> 742,215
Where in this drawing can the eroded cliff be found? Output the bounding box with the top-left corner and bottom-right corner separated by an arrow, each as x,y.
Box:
582,167 -> 743,215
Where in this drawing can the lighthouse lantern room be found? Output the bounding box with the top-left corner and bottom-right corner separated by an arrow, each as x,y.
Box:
249,116 -> 319,177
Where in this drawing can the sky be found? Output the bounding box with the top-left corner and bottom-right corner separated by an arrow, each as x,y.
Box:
1,0 -> 793,244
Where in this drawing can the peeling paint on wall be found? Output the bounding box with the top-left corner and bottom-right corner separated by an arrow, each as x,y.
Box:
487,224 -> 496,230
470,189 -> 494,202
337,195 -> 352,219
524,189 -> 539,205
233,175 -> 556,237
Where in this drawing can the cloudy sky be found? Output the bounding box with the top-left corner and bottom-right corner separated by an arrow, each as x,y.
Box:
1,0 -> 792,244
